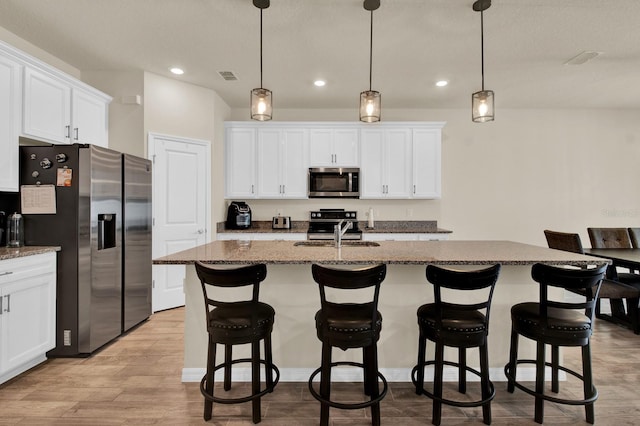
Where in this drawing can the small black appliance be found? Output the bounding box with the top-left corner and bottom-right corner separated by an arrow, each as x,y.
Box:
226,201 -> 252,229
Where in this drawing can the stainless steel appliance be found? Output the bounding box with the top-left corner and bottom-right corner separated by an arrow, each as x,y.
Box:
272,215 -> 291,229
122,154 -> 152,333
307,209 -> 362,240
308,167 -> 360,198
19,144 -> 152,356
226,201 -> 252,229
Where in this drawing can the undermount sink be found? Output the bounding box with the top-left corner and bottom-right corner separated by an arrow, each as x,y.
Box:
293,241 -> 380,247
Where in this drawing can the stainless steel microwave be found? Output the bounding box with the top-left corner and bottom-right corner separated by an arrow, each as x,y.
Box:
308,167 -> 360,198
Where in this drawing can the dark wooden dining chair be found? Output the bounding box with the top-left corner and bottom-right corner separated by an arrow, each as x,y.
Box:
587,227 -> 640,284
544,229 -> 640,334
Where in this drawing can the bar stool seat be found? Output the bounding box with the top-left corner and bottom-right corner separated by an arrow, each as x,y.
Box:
308,263 -> 388,426
195,262 -> 280,424
504,263 -> 606,424
412,264 -> 501,426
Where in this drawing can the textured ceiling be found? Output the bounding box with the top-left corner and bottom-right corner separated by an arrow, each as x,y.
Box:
0,0 -> 639,110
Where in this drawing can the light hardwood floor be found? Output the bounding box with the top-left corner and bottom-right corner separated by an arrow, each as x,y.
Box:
1,307 -> 640,425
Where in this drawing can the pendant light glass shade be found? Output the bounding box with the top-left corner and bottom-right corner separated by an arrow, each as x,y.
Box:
251,88 -> 272,121
251,0 -> 272,121
360,90 -> 381,123
472,89 -> 494,122
360,0 -> 381,123
472,0 -> 494,123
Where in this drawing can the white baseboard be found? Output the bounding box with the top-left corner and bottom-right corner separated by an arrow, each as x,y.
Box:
182,366 -> 559,383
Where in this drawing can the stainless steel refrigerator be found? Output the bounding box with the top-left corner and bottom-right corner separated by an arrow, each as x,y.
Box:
19,144 -> 151,356
122,154 -> 152,333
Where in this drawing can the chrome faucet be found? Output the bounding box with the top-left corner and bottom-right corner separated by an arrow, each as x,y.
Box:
334,219 -> 353,248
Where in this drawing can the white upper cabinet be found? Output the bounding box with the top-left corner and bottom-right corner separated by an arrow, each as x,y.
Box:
309,127 -> 359,167
225,121 -> 443,200
72,87 -> 109,147
412,128 -> 442,199
226,124 -> 309,200
23,67 -> 110,146
256,128 -> 308,199
0,54 -> 22,192
225,126 -> 258,199
360,128 -> 412,199
23,67 -> 72,144
360,123 -> 443,200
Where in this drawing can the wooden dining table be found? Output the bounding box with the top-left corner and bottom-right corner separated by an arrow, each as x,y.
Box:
583,248 -> 640,273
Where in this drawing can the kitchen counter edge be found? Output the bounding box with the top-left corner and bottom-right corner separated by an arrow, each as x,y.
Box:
0,246 -> 61,261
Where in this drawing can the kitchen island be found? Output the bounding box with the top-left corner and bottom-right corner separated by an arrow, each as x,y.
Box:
154,240 -> 608,383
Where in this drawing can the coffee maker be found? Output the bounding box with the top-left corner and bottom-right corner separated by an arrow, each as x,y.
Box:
226,201 -> 252,229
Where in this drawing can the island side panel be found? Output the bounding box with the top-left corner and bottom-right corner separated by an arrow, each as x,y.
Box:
183,263 -> 543,382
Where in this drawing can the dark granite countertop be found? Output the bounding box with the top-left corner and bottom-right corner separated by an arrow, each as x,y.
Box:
217,221 -> 451,234
155,240 -> 608,266
0,246 -> 61,261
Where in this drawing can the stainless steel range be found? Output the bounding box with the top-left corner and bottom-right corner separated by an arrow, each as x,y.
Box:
307,209 -> 362,240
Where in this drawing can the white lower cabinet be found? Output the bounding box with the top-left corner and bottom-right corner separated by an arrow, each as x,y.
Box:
0,252 -> 57,385
362,233 -> 449,241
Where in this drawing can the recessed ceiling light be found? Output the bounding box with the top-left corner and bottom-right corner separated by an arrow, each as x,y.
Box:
314,80 -> 326,87
435,80 -> 448,87
170,67 -> 184,75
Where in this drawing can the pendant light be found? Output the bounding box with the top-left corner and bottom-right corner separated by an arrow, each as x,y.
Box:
471,0 -> 494,123
250,0 -> 272,121
359,0 -> 381,123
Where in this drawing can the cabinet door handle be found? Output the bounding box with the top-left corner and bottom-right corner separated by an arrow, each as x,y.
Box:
413,184 -> 416,194
65,125 -> 71,138
74,127 -> 79,140
0,271 -> 13,277
251,184 -> 254,194
0,295 -> 2,315
4,294 -> 9,313
282,184 -> 285,194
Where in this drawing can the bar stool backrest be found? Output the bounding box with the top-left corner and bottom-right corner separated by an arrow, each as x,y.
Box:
195,261 -> 267,312
587,227 -> 633,249
311,264 -> 386,327
629,228 -> 640,248
530,263 -> 606,326
425,264 -> 501,330
544,229 -> 585,254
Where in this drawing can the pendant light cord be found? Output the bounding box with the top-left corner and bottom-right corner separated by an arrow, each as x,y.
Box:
369,10 -> 373,91
260,8 -> 264,89
480,8 -> 485,91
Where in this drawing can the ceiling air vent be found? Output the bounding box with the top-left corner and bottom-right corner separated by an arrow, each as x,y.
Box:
564,51 -> 601,65
218,71 -> 238,81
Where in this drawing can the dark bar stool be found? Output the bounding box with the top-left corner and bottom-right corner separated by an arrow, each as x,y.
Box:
308,263 -> 388,426
412,264 -> 501,426
195,262 -> 279,424
504,263 -> 606,424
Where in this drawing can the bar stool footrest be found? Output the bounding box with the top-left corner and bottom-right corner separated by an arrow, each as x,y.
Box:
308,361 -> 388,410
504,359 -> 598,405
200,358 -> 280,405
411,360 -> 495,407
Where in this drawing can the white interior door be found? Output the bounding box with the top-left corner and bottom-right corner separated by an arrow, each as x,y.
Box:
149,133 -> 209,312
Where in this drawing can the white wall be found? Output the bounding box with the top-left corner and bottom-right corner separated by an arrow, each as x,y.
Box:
143,72 -> 231,230
229,107 -> 640,247
0,26 -> 79,78
82,71 -> 145,157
